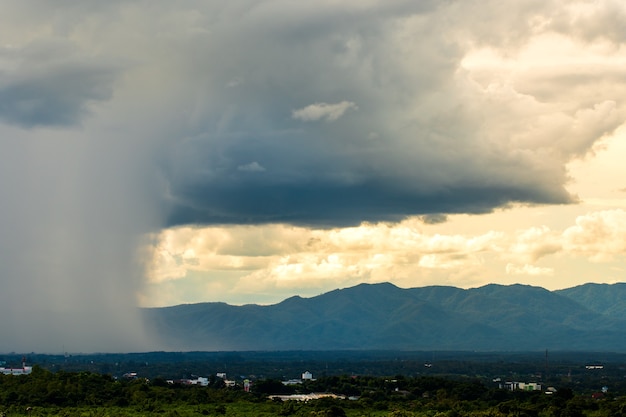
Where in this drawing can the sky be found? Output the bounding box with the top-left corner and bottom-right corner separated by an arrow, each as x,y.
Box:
1,0 -> 626,352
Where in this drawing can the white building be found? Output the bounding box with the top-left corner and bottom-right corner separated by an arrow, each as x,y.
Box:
189,377 -> 209,386
269,393 -> 344,402
283,379 -> 303,385
302,371 -> 313,380
501,381 -> 542,391
0,366 -> 32,376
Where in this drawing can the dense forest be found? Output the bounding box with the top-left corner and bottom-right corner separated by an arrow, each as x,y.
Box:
0,365 -> 625,416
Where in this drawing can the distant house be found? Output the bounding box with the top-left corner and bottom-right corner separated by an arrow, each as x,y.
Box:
0,359 -> 32,376
0,366 -> 32,376
174,377 -> 209,386
269,393 -> 344,402
501,382 -> 542,391
282,379 -> 303,386
212,373 -> 234,387
283,371 -> 314,385
190,377 -> 209,386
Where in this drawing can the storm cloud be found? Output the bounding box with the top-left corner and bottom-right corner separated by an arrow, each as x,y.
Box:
1,0 -> 626,350
154,0 -> 624,227
0,46 -> 116,127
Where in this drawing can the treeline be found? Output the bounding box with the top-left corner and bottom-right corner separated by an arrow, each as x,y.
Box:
7,351 -> 626,393
265,375 -> 625,416
1,367 -> 626,416
0,367 -> 239,408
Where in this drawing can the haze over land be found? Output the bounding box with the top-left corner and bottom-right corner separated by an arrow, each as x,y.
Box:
1,1 -> 626,352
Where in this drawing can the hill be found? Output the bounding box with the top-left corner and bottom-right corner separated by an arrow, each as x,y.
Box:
556,282 -> 626,319
143,282 -> 626,351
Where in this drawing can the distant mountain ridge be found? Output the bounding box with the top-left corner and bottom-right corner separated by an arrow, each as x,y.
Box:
143,282 -> 626,352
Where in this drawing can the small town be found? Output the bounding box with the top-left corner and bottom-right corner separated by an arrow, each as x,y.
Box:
0,351 -> 623,416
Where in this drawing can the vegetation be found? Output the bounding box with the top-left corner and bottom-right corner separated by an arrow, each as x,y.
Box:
0,366 -> 625,416
9,350 -> 626,392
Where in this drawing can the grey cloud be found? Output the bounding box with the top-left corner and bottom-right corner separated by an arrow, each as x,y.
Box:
0,42 -> 116,127
292,101 -> 358,122
164,163 -> 573,227
152,0 -> 613,227
160,117 -> 575,228
551,0 -> 626,44
168,183 -> 563,227
0,67 -> 115,127
420,214 -> 448,225
237,161 -> 266,172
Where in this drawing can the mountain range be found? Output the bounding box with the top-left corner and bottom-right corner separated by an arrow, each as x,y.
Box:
143,282 -> 626,352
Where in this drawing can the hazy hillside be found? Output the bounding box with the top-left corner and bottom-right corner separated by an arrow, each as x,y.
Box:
556,282 -> 626,319
143,282 -> 626,352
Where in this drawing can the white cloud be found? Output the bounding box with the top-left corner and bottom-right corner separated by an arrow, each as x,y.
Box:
142,220 -> 503,304
506,263 -> 554,276
144,207 -> 626,305
291,101 -> 358,122
508,226 -> 561,262
237,161 -> 266,172
562,209 -> 626,261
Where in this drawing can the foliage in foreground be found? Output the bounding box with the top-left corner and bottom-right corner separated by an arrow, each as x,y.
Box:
0,367 -> 625,416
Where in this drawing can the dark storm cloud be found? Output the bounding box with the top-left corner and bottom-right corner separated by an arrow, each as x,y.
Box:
162,116 -> 576,227
166,180 -> 572,227
0,42 -> 116,127
419,214 -> 448,225
0,66 -> 115,127
150,0 -> 624,228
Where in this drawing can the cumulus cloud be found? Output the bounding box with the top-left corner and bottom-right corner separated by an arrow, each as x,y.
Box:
500,210 -> 626,266
508,226 -> 562,262
1,3 -> 624,227
155,0 -> 626,227
551,0 -> 626,44
562,209 -> 626,261
292,101 -> 358,122
506,263 -> 554,276
143,220 -> 506,305
144,209 -> 626,305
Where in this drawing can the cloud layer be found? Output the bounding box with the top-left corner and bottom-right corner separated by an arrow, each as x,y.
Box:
142,209 -> 626,306
2,1 -> 623,227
